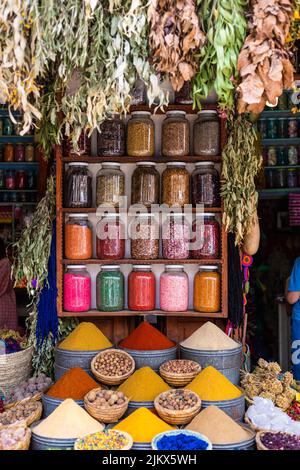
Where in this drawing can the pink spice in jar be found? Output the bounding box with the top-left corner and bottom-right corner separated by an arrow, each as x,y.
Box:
160,266 -> 189,312
64,267 -> 91,312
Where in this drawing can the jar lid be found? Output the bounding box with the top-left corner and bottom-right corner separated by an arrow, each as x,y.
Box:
166,162 -> 186,167
134,212 -> 156,217
197,110 -> 218,115
102,213 -> 120,217
195,161 -> 214,167
69,213 -> 89,218
66,265 -> 86,269
132,264 -> 152,269
195,212 -> 215,217
136,162 -> 156,166
101,265 -> 120,269
131,111 -> 151,116
199,265 -> 218,270
101,162 -> 121,167
68,162 -> 89,167
165,264 -> 184,269
166,110 -> 186,116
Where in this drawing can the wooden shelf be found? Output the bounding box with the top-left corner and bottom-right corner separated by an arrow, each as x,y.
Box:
59,309 -> 225,318
62,258 -> 223,265
62,155 -> 222,164
129,103 -> 217,114
61,207 -> 223,214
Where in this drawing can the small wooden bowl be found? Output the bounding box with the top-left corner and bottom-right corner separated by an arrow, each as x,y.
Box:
159,361 -> 201,387
74,430 -> 133,451
84,388 -> 129,424
0,424 -> 31,450
91,349 -> 135,386
154,389 -> 201,425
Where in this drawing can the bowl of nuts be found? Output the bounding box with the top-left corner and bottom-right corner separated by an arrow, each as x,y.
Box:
84,388 -> 129,424
159,360 -> 201,387
154,389 -> 201,425
91,349 -> 135,386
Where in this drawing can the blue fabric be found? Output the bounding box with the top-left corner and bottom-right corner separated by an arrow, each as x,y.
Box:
288,257 -> 300,320
157,434 -> 208,451
291,318 -> 300,381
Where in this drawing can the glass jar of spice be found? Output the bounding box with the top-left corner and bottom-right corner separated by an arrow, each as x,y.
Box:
267,147 -> 277,166
25,144 -> 35,162
5,170 -> 16,190
96,162 -> 125,208
16,170 -> 27,190
128,265 -> 156,311
162,111 -> 190,157
96,266 -> 124,312
191,213 -> 220,259
162,162 -> 190,207
15,144 -> 25,162
97,114 -> 125,157
64,163 -> 93,208
193,110 -> 220,156
277,118 -> 287,139
3,118 -> 13,136
130,213 -> 159,260
131,162 -> 160,207
275,168 -> 287,188
174,81 -> 193,105
194,265 -> 221,313
127,111 -> 155,157
288,146 -> 298,165
287,169 -> 297,188
96,213 -> 125,260
64,265 -> 91,312
65,214 -> 93,260
4,144 -> 14,162
160,265 -> 189,312
191,162 -> 220,207
63,131 -> 91,157
288,118 -> 298,138
162,214 -> 190,260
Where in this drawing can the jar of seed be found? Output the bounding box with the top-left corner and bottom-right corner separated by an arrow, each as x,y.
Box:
162,213 -> 190,260
96,162 -> 125,208
130,213 -> 159,260
162,162 -> 190,207
126,111 -> 155,157
162,111 -> 190,157
131,162 -> 160,207
97,114 -> 125,156
193,110 -> 220,156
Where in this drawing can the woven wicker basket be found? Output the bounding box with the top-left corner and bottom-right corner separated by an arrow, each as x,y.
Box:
4,391 -> 45,410
0,346 -> 33,395
74,430 -> 133,450
154,389 -> 201,425
0,424 -> 31,450
244,415 -> 270,433
159,361 -> 201,387
91,349 -> 135,386
0,400 -> 42,428
255,431 -> 299,451
84,388 -> 129,424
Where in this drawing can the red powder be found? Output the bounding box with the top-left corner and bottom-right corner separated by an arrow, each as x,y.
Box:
119,322 -> 175,350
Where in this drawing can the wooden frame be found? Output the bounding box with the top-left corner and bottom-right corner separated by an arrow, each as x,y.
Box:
55,105 -> 228,336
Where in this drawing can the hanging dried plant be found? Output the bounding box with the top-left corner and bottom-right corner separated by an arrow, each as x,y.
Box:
221,114 -> 262,245
148,0 -> 205,91
237,0 -> 295,114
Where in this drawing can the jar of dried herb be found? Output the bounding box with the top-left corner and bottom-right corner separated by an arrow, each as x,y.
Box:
97,114 -> 125,157
126,111 -> 155,157
96,265 -> 124,311
193,110 -> 220,156
130,213 -> 159,260
96,162 -> 125,208
131,162 -> 160,207
162,162 -> 190,207
162,111 -> 190,157
64,163 -> 93,208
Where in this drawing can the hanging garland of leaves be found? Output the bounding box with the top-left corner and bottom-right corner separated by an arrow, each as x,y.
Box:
221,114 -> 262,245
193,0 -> 248,111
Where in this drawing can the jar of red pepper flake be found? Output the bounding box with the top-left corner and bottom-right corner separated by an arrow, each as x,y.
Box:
128,265 -> 156,311
5,170 -> 16,190
191,213 -> 220,259
96,213 -> 125,260
16,170 -> 27,190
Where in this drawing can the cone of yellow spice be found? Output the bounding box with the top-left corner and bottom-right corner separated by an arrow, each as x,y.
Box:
113,408 -> 174,443
59,322 -> 112,351
186,366 -> 242,401
117,366 -> 170,402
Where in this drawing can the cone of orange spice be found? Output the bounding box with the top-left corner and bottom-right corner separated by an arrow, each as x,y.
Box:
46,368 -> 99,400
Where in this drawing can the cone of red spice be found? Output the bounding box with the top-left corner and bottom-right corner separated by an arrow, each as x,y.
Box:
119,322 -> 175,351
46,368 -> 99,400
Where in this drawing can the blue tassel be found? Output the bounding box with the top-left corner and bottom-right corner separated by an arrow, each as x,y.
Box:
36,219 -> 58,346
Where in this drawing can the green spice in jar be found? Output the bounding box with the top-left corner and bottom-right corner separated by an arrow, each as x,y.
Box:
126,111 -> 155,157
96,266 -> 124,311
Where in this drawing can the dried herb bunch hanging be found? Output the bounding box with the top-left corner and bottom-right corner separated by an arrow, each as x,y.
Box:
237,0 -> 295,114
221,114 -> 262,245
148,0 -> 205,91
193,0 -> 247,111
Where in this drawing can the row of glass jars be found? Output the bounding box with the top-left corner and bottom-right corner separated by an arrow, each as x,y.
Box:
0,143 -> 36,162
264,145 -> 299,166
64,213 -> 220,261
64,264 -> 221,314
0,117 -> 34,136
64,161 -> 220,208
265,168 -> 300,189
0,169 -> 37,190
258,117 -> 300,139
97,110 -> 220,157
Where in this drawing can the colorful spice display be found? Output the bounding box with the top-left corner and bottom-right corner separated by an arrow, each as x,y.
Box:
187,366 -> 242,401
260,432 -> 300,450
33,399 -> 103,439
0,400 -> 40,426
180,322 -> 239,350
75,430 -> 131,451
85,389 -> 127,408
46,368 -> 99,400
4,374 -> 52,404
92,350 -> 134,378
186,405 -> 251,445
113,407 -> 174,443
59,322 -> 112,351
117,367 -> 170,402
119,322 -> 175,351
155,432 -> 210,451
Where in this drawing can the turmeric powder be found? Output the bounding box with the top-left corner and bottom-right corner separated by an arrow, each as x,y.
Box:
117,366 -> 170,401
187,366 -> 242,401
59,322 -> 112,351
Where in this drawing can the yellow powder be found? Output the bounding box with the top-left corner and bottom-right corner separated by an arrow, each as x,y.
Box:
186,405 -> 251,444
59,322 -> 112,351
187,366 -> 242,401
33,399 -> 103,439
181,322 -> 239,350
114,407 -> 174,442
117,366 -> 170,402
